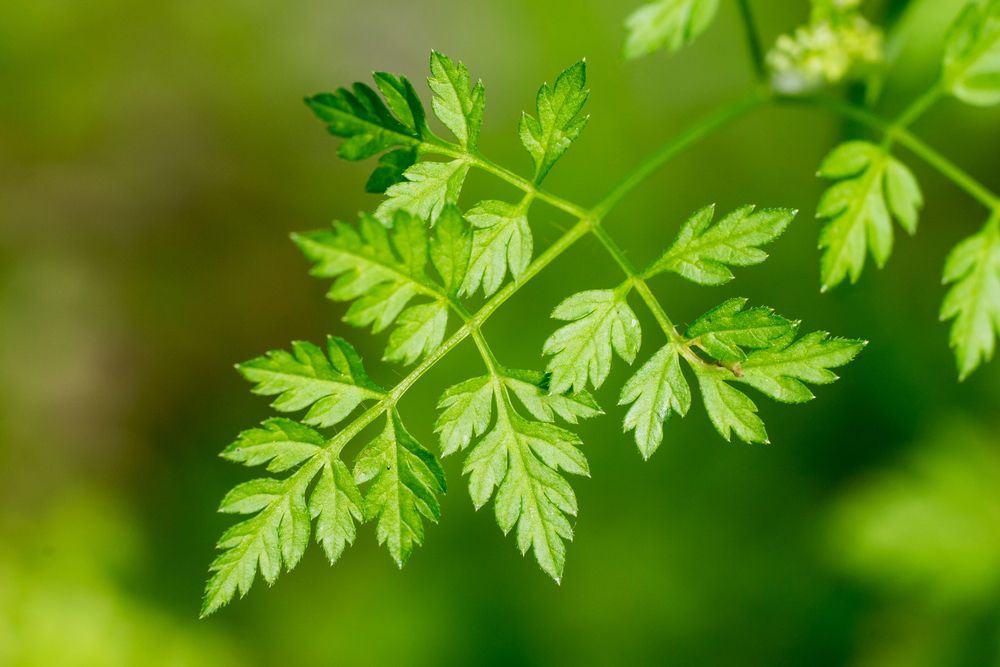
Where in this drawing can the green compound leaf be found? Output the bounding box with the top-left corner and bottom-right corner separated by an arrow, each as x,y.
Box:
815,141 -> 923,291
430,205 -> 473,295
461,199 -> 534,298
690,306 -> 864,443
619,344 -> 692,459
384,300 -> 449,366
375,159 -> 471,225
294,211 -> 464,366
624,0 -> 721,59
203,446 -> 361,617
237,336 -> 383,428
941,220 -> 1000,379
366,147 -> 418,194
735,332 -> 867,403
463,408 -> 589,582
647,204 -> 796,285
428,51 -> 486,149
354,410 -> 447,567
221,418 -> 325,473
436,375 -> 495,456
435,371 -> 599,457
310,454 -> 365,564
686,297 -> 797,363
307,72 -> 428,191
502,369 -> 602,425
944,0 -> 1000,106
519,61 -> 590,184
694,365 -> 769,444
306,83 -> 422,160
543,289 -> 642,394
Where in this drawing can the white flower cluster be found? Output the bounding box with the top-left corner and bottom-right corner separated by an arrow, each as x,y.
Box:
767,1 -> 883,93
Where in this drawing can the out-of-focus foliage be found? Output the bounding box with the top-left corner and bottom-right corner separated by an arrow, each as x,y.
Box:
0,492 -> 243,666
623,0 -> 721,59
829,418 -> 1000,666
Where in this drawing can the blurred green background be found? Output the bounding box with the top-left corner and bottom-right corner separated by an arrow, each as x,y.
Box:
2,0 -> 999,664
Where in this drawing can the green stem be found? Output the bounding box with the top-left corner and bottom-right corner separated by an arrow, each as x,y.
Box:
590,224 -> 703,365
372,85 -> 997,434
735,0 -> 767,84
591,92 -> 766,218
429,145 -> 588,218
776,94 -> 1000,210
893,82 -> 944,131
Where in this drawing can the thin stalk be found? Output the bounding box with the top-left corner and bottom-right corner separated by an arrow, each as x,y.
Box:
589,224 -> 704,366
591,92 -> 766,218
893,82 -> 944,131
776,94 -> 1000,210
735,0 -> 767,84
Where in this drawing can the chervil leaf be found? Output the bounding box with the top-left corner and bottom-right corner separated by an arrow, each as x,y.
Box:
941,221 -> 1000,379
647,204 -> 796,285
310,453 -> 365,564
502,369 -> 602,424
519,61 -> 589,184
543,289 -> 642,394
430,205 -> 472,294
736,332 -> 867,403
294,212 -> 458,365
619,344 -> 692,459
686,297 -> 796,363
693,366 -> 768,444
943,0 -> 1000,107
384,300 -> 449,366
202,459 -> 320,617
428,51 -> 485,149
221,418 -> 325,473
365,147 -> 418,194
463,408 -> 588,582
624,0 -> 721,59
372,72 -> 429,136
237,336 -> 383,428
375,159 -> 471,225
354,410 -> 447,567
294,213 -> 426,330
684,308 -> 864,442
815,141 -> 923,291
461,199 -> 534,297
436,375 -> 495,456
307,73 -> 430,192
306,81 -> 423,160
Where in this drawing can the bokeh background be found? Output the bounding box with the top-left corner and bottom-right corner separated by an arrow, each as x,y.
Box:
3,0 -> 999,664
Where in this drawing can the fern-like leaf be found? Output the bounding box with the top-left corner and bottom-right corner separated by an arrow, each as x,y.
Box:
294,209 -> 470,366
428,51 -> 485,149
354,410 -> 447,567
686,297 -> 796,362
376,159 -> 471,225
943,0 -> 1000,107
815,141 -> 923,291
203,436 -> 361,617
519,61 -> 589,184
647,204 -> 796,285
619,344 -> 692,458
237,336 -> 383,428
941,221 -> 1000,379
624,0 -> 721,59
461,198 -> 534,297
543,289 -> 642,394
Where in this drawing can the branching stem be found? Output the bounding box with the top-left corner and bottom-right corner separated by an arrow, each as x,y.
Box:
364,80 -> 1000,433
